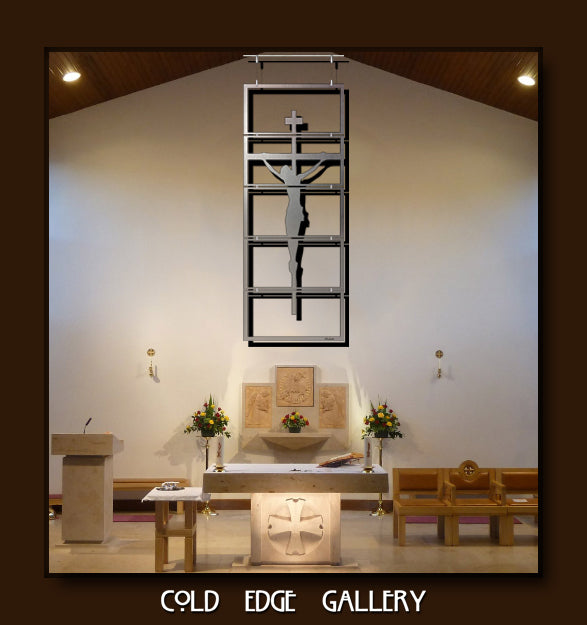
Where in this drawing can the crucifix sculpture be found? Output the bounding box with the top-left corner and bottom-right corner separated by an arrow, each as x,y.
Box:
243,83 -> 347,345
262,110 -> 329,316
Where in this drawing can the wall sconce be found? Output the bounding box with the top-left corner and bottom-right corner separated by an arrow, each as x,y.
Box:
147,348 -> 156,377
435,350 -> 444,378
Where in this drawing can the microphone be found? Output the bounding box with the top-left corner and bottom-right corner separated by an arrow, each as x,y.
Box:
83,417 -> 92,434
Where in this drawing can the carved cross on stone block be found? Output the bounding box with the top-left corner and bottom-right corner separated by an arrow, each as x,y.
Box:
267,498 -> 324,555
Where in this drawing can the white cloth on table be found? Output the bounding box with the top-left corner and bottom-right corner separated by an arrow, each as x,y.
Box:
141,486 -> 211,502
205,463 -> 384,474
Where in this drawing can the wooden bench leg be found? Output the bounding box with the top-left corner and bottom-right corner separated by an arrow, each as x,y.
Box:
437,516 -> 445,539
184,536 -> 195,572
184,502 -> 197,572
393,509 -> 399,539
446,516 -> 459,546
155,501 -> 170,571
397,515 -> 407,546
499,515 -> 514,546
489,515 -> 500,540
155,536 -> 166,571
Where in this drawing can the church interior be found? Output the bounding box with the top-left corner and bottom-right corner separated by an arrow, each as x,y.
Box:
48,49 -> 539,576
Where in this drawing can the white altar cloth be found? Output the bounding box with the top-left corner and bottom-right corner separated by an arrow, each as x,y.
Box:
203,463 -> 388,494
142,487 -> 210,502
207,463 -> 379,473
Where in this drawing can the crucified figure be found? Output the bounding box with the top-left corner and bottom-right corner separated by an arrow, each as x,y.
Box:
262,154 -> 329,315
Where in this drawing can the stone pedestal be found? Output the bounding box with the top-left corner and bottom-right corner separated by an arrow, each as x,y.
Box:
52,434 -> 124,543
251,492 -> 340,565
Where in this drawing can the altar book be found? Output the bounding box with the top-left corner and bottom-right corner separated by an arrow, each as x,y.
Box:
318,452 -> 364,468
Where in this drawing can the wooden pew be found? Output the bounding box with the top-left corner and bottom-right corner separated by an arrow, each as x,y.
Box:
494,468 -> 538,545
444,460 -> 505,545
392,468 -> 455,546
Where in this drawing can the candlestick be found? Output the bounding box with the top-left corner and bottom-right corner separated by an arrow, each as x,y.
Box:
215,436 -> 225,471
370,438 -> 387,516
199,436 -> 218,516
363,437 -> 373,472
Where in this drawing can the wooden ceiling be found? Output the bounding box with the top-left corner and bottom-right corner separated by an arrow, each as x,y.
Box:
48,49 -> 539,121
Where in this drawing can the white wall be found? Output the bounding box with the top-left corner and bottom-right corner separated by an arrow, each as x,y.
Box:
49,58 -> 538,497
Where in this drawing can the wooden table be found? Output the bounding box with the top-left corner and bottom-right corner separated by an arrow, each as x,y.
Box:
142,487 -> 209,572
203,463 -> 388,565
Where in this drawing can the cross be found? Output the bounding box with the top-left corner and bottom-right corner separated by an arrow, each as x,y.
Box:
285,110 -> 303,132
267,498 -> 323,555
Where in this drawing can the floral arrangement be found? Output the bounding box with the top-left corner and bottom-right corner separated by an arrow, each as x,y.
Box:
281,411 -> 309,430
361,401 -> 404,439
185,395 -> 231,437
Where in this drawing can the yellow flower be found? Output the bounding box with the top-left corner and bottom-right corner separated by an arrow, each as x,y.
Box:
224,416 -> 229,421
386,421 -> 392,427
378,412 -> 384,418
211,404 -> 215,409
369,417 -> 375,422
378,405 -> 384,410
208,419 -> 214,425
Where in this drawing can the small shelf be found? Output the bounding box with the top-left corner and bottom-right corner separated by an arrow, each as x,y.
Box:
259,432 -> 330,450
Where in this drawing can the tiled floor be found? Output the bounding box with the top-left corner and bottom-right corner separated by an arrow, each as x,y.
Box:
48,510 -> 539,574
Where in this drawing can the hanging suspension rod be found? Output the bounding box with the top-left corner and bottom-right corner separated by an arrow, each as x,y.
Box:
244,54 -> 348,64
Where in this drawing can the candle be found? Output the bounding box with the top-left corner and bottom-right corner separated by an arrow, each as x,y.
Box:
216,436 -> 224,469
364,438 -> 372,469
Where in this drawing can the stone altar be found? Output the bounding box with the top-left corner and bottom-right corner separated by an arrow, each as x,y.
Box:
203,463 -> 388,565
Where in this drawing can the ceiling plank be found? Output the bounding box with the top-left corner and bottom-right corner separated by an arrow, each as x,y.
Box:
48,50 -> 539,120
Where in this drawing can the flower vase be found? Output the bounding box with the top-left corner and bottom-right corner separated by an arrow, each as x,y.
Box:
375,431 -> 389,438
201,428 -> 215,438
288,426 -> 301,433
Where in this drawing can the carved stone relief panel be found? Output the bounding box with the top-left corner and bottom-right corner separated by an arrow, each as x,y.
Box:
318,385 -> 347,429
276,365 -> 315,407
243,385 -> 273,428
240,367 -> 349,453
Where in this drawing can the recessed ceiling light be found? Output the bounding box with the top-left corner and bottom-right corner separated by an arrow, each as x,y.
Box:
63,71 -> 81,82
517,75 -> 535,86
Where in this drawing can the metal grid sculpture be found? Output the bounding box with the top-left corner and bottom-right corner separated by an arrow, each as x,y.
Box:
243,83 -> 348,346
